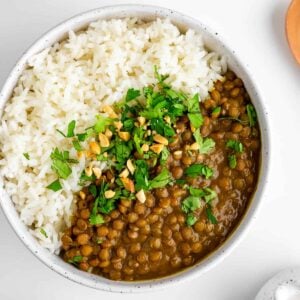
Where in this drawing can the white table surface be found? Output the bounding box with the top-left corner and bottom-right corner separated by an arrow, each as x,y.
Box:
1,0 -> 300,299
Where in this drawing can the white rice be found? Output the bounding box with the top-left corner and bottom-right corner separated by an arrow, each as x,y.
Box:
0,18 -> 226,253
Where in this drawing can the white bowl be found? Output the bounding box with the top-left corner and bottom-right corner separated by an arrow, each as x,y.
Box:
0,4 -> 270,293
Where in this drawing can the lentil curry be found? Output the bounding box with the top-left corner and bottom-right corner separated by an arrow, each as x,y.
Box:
56,68 -> 260,281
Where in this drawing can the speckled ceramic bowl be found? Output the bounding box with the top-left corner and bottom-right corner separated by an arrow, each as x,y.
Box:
0,4 -> 270,293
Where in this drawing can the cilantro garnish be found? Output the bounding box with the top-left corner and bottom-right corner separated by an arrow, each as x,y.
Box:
228,154 -> 237,169
126,88 -> 140,102
68,255 -> 83,265
187,94 -> 203,129
206,207 -> 218,224
149,168 -> 172,189
226,139 -> 243,153
246,104 -> 257,127
193,129 -> 215,154
184,164 -> 213,179
40,228 -> 48,238
56,120 -> 76,138
46,179 -> 62,192
23,153 -> 30,160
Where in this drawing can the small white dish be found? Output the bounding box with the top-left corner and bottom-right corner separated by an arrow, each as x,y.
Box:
255,268 -> 300,300
0,4 -> 271,293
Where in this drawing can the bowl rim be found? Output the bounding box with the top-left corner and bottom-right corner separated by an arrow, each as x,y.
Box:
0,4 -> 271,293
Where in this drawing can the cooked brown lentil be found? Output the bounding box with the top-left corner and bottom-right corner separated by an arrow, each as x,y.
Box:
61,71 -> 260,281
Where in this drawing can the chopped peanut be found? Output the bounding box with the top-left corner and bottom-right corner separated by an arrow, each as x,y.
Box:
105,128 -> 113,138
77,151 -> 84,159
101,105 -> 118,118
92,167 -> 102,179
104,190 -> 115,199
119,131 -> 130,141
98,133 -> 110,148
85,165 -> 93,177
136,189 -> 146,203
114,121 -> 123,131
189,143 -> 199,151
141,144 -> 149,152
120,177 -> 135,193
79,191 -> 86,200
153,134 -> 168,145
137,116 -> 146,126
119,168 -> 129,178
89,141 -> 101,155
164,116 -> 171,124
126,159 -> 135,174
150,144 -> 164,154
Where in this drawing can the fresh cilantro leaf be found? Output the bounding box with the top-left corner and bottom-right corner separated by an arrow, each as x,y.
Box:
40,228 -> 48,238
181,196 -> 201,213
89,214 -> 105,225
189,187 -> 217,203
96,154 -> 109,161
160,147 -> 170,165
154,65 -> 169,87
126,88 -> 140,102
246,104 -> 257,127
23,153 -> 30,160
46,179 -> 62,191
175,179 -> 186,185
89,185 -> 97,197
115,140 -> 132,167
68,255 -> 83,265
56,120 -> 76,138
212,106 -> 221,116
193,129 -> 215,154
123,119 -> 135,132
228,154 -> 237,169
149,168 -> 171,189
134,160 -> 149,191
150,118 -> 175,137
133,127 -> 145,154
206,207 -> 218,224
72,140 -> 82,151
226,139 -> 243,153
67,120 -> 76,137
76,128 -> 94,142
184,164 -> 213,179
94,115 -> 114,133
51,159 -> 72,179
79,170 -> 96,185
187,94 -> 203,129
186,214 -> 197,226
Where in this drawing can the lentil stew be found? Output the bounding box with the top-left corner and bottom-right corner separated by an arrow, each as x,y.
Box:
60,69 -> 260,281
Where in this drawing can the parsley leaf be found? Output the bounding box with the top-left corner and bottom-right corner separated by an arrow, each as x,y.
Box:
226,139 -> 243,153
46,179 -> 62,191
187,94 -> 203,129
115,140 -> 132,169
246,104 -> 257,127
149,168 -> 171,189
23,153 -> 30,160
126,88 -> 140,102
40,228 -> 48,238
228,154 -> 237,169
193,129 -> 215,154
184,164 -> 213,179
